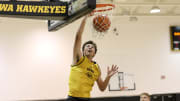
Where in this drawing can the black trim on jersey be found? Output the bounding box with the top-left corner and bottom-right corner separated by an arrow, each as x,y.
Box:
93,61 -> 96,64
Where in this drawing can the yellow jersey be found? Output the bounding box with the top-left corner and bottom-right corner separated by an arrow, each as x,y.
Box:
68,56 -> 100,98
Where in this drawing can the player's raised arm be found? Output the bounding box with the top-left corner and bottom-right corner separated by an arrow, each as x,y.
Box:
72,16 -> 88,65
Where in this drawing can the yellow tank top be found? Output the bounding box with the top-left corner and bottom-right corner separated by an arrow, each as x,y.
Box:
68,56 -> 100,98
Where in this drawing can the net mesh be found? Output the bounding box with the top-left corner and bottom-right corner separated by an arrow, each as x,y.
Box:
89,4 -> 115,39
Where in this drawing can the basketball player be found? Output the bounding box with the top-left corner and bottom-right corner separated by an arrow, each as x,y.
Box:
66,16 -> 119,101
140,92 -> 151,101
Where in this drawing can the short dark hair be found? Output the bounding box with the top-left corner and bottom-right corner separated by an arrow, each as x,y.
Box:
82,40 -> 97,54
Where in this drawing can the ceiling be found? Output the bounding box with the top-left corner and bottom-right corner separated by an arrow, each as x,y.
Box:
96,0 -> 180,16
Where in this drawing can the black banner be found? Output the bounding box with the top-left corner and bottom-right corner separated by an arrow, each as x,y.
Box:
0,1 -> 68,18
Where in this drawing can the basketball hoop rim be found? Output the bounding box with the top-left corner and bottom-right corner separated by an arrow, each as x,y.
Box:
90,4 -> 115,16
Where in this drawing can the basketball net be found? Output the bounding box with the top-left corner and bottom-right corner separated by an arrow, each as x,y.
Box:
89,4 -> 115,39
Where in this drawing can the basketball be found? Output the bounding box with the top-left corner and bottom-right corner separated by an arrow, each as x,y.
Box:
93,15 -> 111,32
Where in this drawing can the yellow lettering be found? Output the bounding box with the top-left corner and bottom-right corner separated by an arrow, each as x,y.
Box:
174,32 -> 180,36
15,5 -> 66,14
38,6 -> 44,13
49,6 -> 56,13
7,4 -> 13,12
29,5 -> 38,13
55,6 -> 61,13
55,6 -> 66,14
0,4 -> 9,11
44,6 -> 49,13
16,4 -> 24,12
23,5 -> 29,12
61,6 -> 66,13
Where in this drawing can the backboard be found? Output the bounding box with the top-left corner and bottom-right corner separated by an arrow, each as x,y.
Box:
109,72 -> 136,91
48,0 -> 96,31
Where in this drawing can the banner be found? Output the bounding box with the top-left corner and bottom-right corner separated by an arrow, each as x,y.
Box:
0,1 -> 69,19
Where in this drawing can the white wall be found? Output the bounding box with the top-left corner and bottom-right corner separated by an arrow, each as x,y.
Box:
0,16 -> 180,100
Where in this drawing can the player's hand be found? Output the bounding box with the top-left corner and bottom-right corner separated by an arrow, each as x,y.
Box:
107,65 -> 119,78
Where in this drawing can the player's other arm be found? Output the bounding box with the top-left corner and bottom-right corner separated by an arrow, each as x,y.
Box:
96,65 -> 118,91
72,16 -> 87,65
